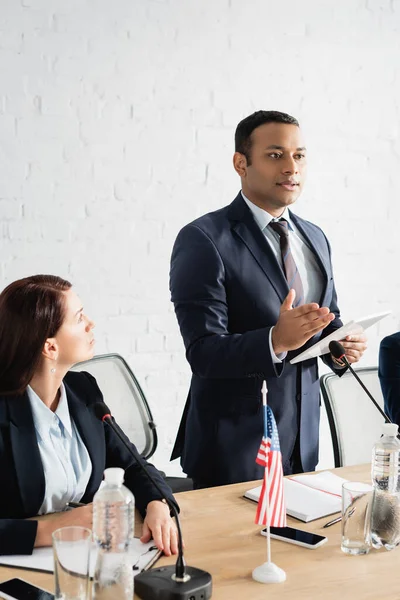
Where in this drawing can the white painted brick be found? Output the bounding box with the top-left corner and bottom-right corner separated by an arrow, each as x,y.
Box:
8,219 -> 42,241
23,195 -> 86,220
0,29 -> 23,52
22,31 -> 88,62
144,370 -> 181,391
106,315 -> 148,335
17,138 -> 63,166
17,115 -> 79,142
0,116 -> 16,138
118,297 -> 167,316
4,252 -> 75,280
136,333 -> 165,353
195,127 -> 232,161
0,51 -> 51,83
130,352 -> 173,373
148,313 -> 179,334
103,335 -> 134,356
1,0 -> 399,475
0,200 -> 22,219
164,333 -> 185,353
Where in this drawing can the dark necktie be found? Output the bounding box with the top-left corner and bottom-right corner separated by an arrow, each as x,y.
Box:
269,219 -> 304,306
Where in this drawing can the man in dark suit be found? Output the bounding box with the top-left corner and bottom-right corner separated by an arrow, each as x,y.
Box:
170,110 -> 367,488
379,332 -> 400,426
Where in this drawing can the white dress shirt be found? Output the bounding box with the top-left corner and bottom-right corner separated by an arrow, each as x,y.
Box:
27,383 -> 92,515
241,192 -> 325,363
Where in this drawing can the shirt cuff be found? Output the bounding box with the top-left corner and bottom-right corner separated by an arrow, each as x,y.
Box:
269,327 -> 287,364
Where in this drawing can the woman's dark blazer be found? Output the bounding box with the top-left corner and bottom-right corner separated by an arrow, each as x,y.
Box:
0,370 -> 178,555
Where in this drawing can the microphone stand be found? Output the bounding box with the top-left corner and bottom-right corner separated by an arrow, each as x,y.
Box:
96,405 -> 212,600
340,355 -> 392,424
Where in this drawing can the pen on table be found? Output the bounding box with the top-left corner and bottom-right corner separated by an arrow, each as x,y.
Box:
323,507 -> 355,529
323,515 -> 342,528
66,501 -> 86,508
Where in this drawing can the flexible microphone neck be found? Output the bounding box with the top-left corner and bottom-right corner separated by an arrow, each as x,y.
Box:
329,341 -> 392,424
95,404 -> 187,580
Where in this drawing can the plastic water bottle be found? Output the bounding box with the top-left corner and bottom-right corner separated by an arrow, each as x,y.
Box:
92,467 -> 135,599
370,423 -> 400,550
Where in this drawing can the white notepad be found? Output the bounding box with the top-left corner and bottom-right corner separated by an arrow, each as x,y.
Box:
0,538 -> 160,577
289,311 -> 391,365
245,471 -> 348,522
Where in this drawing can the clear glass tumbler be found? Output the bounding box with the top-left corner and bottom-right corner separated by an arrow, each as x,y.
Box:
52,526 -> 92,600
341,482 -> 372,556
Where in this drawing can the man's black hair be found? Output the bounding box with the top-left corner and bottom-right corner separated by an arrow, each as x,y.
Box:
235,110 -> 299,165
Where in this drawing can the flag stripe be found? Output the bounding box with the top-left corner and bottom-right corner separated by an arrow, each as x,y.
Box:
254,405 -> 287,527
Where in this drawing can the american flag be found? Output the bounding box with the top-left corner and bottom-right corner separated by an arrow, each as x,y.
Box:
255,404 -> 286,527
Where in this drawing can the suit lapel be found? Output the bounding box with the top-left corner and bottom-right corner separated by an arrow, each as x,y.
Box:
228,194 -> 289,303
65,381 -> 105,501
228,195 -> 331,307
8,394 -> 45,516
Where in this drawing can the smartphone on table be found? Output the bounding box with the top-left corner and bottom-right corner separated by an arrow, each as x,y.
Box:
0,578 -> 54,600
261,526 -> 328,549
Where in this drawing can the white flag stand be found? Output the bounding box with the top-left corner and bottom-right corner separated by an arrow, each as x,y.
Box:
252,381 -> 286,584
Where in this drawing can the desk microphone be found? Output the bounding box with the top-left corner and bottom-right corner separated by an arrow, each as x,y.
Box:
94,402 -> 212,600
329,340 -> 392,423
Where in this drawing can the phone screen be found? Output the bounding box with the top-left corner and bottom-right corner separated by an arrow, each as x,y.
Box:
268,526 -> 326,545
0,578 -> 54,600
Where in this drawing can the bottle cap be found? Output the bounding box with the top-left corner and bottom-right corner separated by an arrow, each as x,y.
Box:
382,423 -> 399,437
103,467 -> 125,485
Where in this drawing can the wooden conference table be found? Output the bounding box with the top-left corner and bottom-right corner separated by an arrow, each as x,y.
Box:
0,463 -> 398,599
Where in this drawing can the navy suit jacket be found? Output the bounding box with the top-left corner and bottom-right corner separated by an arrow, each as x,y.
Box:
0,371 -> 177,555
170,193 -> 344,485
379,332 -> 400,426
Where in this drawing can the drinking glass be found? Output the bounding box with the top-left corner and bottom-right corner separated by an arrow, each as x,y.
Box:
341,482 -> 372,555
52,526 -> 92,600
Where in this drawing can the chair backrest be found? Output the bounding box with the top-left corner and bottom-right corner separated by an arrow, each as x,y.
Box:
320,367 -> 384,468
70,353 -> 157,460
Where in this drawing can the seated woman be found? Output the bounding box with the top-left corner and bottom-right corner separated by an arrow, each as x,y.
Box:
379,332 -> 400,427
0,274 -> 179,556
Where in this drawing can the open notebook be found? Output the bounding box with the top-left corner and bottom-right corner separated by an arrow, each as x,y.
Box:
245,471 -> 348,522
0,538 -> 161,577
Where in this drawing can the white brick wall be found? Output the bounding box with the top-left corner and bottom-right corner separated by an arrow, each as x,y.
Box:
1,0 -> 400,476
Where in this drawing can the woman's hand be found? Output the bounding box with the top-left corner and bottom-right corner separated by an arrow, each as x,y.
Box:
34,504 -> 93,547
141,500 -> 180,556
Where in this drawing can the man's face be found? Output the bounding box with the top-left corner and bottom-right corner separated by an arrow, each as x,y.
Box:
234,122 -> 307,216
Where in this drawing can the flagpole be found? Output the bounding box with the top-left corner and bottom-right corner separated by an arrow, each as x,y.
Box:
262,380 -> 272,565
252,380 -> 286,585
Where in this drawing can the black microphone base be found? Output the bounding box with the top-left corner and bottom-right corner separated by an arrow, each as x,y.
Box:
135,565 -> 212,600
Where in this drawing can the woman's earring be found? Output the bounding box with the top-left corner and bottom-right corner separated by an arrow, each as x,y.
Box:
51,367 -> 56,374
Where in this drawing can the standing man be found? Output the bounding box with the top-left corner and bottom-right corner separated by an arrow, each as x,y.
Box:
170,110 -> 367,488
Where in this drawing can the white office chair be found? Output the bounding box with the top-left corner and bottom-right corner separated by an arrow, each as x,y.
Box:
320,367 -> 385,467
70,353 -> 157,459
70,353 -> 193,492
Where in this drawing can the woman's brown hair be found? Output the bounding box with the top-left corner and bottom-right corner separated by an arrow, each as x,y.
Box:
0,274 -> 72,395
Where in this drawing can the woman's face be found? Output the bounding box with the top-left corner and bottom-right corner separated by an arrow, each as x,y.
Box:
54,288 -> 96,367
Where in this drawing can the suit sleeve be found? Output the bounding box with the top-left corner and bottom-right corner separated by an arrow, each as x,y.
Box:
82,373 -> 179,518
379,335 -> 400,426
0,519 -> 38,556
316,232 -> 347,376
170,224 -> 284,380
